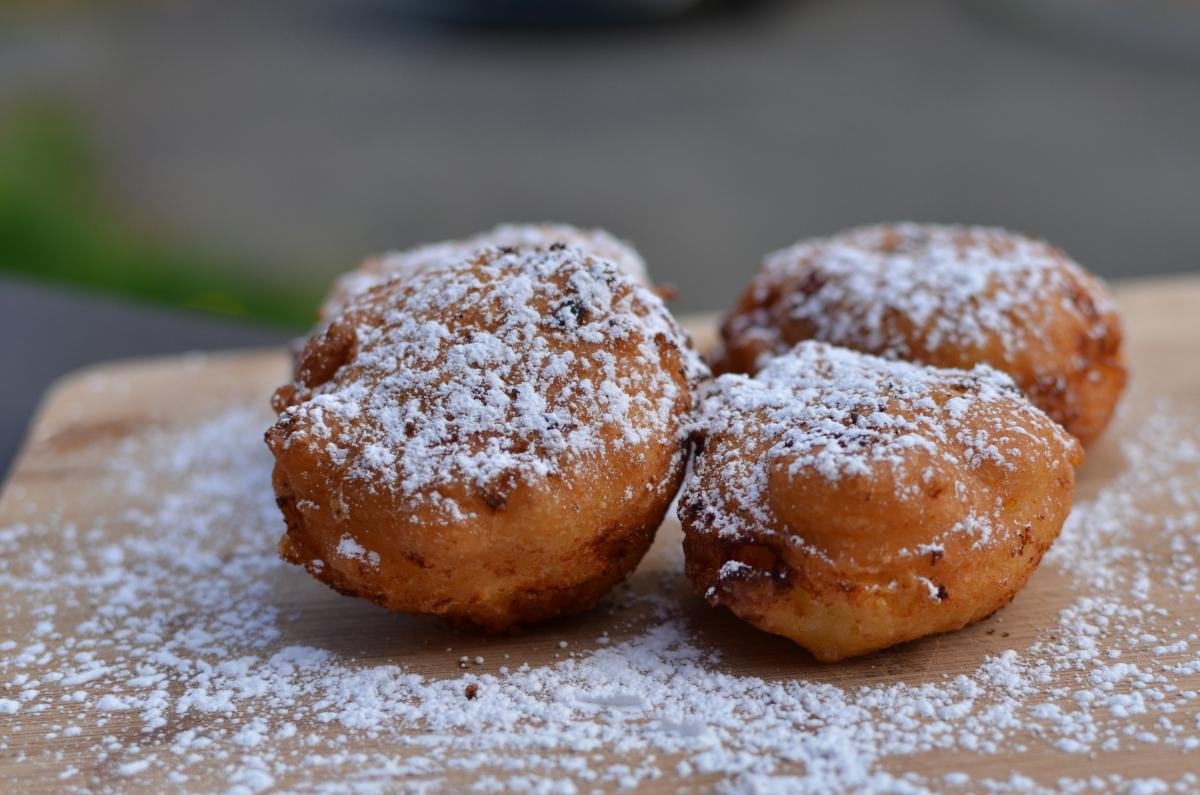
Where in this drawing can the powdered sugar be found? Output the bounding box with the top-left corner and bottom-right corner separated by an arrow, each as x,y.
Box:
1,383 -> 1198,792
680,341 -> 1077,553
273,246 -> 705,525
322,223 -> 650,321
336,535 -> 379,569
730,222 -> 1116,366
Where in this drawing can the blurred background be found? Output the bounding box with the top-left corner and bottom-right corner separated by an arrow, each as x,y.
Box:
1,0 -> 1199,471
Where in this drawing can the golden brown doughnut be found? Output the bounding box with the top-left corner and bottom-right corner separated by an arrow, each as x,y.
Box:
712,223 -> 1126,447
267,245 -> 706,632
320,222 -> 651,322
680,341 -> 1083,662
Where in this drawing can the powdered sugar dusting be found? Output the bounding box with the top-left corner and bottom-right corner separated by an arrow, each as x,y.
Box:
322,223 -> 650,321
734,222 -> 1116,365
336,534 -> 380,569
681,341 -> 1077,552
1,392 -> 1198,792
274,246 -> 704,525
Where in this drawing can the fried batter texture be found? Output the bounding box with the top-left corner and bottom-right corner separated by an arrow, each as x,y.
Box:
267,245 -> 706,632
320,222 -> 651,322
680,341 -> 1083,662
711,223 -> 1126,447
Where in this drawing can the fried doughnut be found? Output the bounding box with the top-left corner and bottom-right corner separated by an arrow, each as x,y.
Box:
712,223 -> 1125,447
680,341 -> 1083,662
320,222 -> 651,322
267,245 -> 706,632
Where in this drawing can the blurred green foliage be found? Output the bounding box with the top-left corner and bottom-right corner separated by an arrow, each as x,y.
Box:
0,103 -> 320,327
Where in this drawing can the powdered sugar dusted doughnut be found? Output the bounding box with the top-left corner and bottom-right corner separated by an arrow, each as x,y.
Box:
320,222 -> 650,322
268,245 -> 706,631
712,223 -> 1126,446
680,341 -> 1082,662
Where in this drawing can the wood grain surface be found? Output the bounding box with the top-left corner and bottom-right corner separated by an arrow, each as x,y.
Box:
2,276 -> 1199,792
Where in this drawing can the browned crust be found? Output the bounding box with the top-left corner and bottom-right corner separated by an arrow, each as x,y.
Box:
265,252 -> 699,632
680,348 -> 1082,662
272,453 -> 681,633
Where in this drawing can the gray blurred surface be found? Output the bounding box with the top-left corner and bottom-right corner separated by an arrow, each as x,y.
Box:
0,278 -> 290,479
3,0 -> 1198,314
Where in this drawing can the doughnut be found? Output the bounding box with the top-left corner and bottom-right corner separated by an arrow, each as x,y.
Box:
320,222 -> 651,322
680,341 -> 1082,662
711,223 -> 1126,447
267,245 -> 706,632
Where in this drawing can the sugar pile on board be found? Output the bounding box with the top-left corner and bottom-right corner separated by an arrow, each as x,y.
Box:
1,399 -> 1199,793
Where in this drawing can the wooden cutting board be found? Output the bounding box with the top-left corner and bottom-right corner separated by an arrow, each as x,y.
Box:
2,275 -> 1199,792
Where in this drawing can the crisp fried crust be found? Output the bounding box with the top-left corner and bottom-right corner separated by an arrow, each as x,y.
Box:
266,245 -> 705,632
711,223 -> 1126,447
680,342 -> 1083,662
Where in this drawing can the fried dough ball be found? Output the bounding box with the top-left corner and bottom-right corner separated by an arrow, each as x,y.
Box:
680,341 -> 1083,662
320,222 -> 651,322
267,245 -> 707,632
712,223 -> 1126,447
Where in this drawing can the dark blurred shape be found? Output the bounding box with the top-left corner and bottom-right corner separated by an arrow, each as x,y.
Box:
394,0 -> 706,26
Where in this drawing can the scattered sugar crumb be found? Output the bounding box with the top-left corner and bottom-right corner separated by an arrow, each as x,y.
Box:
0,398 -> 1197,792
